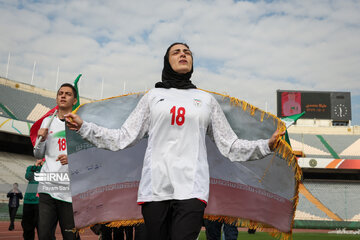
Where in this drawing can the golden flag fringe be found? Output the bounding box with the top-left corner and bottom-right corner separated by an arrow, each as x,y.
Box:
75,219 -> 145,233
106,219 -> 145,227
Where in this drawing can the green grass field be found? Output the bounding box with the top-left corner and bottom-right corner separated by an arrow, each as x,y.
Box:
197,231 -> 360,240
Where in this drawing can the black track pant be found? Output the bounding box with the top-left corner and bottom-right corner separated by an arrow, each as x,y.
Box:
8,206 -> 18,228
141,198 -> 206,240
38,193 -> 79,240
21,203 -> 39,240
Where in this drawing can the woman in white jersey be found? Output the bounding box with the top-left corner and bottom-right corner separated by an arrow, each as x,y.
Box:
66,43 -> 281,240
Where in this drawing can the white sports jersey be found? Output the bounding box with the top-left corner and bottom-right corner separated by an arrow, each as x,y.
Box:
79,88 -> 271,202
34,116 -> 72,202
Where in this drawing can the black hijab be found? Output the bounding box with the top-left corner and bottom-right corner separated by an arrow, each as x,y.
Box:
155,42 -> 197,89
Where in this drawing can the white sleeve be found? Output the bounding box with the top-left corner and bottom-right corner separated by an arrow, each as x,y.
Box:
208,97 -> 271,162
33,119 -> 48,159
77,94 -> 150,151
33,141 -> 46,159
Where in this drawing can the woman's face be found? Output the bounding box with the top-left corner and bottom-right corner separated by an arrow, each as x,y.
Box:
168,44 -> 193,74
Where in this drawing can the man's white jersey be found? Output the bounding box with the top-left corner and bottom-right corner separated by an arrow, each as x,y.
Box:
34,116 -> 72,202
79,88 -> 271,202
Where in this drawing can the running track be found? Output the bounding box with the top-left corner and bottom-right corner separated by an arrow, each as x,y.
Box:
0,220 -> 330,239
0,221 -> 99,240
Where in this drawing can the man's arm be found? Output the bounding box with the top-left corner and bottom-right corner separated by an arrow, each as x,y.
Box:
33,127 -> 48,159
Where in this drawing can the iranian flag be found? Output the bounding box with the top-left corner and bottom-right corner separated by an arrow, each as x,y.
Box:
66,90 -> 302,240
281,111 -> 305,147
281,112 -> 305,128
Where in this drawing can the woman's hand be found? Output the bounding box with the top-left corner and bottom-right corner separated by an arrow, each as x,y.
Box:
65,113 -> 83,131
268,129 -> 285,151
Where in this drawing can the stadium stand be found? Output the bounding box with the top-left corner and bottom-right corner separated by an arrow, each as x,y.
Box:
341,138 -> 360,157
295,197 -> 331,221
0,104 -> 11,119
297,182 -> 360,221
289,133 -> 360,159
287,121 -> 360,229
290,138 -> 330,157
0,151 -> 33,221
0,84 -> 56,122
295,210 -> 330,221
290,134 -> 330,154
321,135 -> 360,156
0,151 -> 34,190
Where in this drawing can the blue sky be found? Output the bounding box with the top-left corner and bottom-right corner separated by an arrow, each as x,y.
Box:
0,0 -> 359,125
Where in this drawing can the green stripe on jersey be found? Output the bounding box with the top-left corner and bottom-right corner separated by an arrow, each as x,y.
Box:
52,130 -> 66,138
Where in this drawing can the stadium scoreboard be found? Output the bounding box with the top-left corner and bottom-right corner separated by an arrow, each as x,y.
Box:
277,90 -> 351,123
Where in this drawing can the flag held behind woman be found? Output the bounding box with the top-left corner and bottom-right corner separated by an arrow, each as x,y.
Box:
66,91 -> 301,240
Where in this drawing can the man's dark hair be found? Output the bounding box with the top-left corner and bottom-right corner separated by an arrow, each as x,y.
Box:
58,83 -> 77,97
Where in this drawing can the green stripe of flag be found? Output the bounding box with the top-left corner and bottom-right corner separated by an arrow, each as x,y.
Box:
281,111 -> 306,147
281,112 -> 305,128
72,74 -> 82,111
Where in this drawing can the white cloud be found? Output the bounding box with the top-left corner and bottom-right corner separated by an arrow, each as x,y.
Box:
0,0 -> 359,124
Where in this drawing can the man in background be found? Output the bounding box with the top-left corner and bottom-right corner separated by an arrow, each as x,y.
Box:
7,182 -> 23,231
21,159 -> 43,240
205,220 -> 238,240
